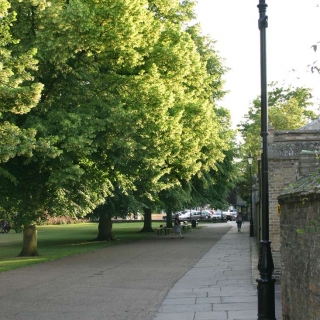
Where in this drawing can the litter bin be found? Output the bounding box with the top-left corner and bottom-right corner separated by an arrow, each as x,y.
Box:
191,220 -> 197,228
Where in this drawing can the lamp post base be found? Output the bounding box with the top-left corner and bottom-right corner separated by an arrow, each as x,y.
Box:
250,219 -> 254,237
257,240 -> 276,320
257,278 -> 276,320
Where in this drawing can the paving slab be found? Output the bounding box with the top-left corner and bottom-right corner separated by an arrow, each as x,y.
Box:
0,221 -> 282,320
0,223 -> 231,320
153,222 -> 283,320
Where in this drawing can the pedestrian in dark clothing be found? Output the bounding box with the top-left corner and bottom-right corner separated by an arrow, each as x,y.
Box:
236,213 -> 243,232
172,214 -> 183,239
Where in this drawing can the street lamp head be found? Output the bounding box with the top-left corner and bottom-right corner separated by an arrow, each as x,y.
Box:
248,152 -> 253,165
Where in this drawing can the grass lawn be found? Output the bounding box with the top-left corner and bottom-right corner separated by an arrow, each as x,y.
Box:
0,221 -> 166,273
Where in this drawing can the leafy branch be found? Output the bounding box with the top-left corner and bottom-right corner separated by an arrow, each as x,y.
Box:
297,218 -> 320,234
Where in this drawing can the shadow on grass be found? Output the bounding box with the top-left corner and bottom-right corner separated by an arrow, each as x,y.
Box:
0,222 -> 163,273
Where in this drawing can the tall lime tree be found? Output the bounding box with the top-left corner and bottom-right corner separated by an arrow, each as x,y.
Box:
1,0 -> 160,254
132,1 -> 230,231
186,104 -> 238,210
97,0 -> 229,233
1,0 -> 231,252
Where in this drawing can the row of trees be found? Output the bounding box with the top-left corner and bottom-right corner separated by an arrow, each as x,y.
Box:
0,0 -> 238,255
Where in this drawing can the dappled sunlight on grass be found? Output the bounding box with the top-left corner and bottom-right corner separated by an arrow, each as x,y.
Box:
0,222 -> 164,273
2,257 -> 46,264
0,257 -> 47,273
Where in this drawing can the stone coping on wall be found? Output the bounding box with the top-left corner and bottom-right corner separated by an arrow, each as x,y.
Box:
268,130 -> 320,159
269,143 -> 320,159
278,174 -> 320,200
273,130 -> 320,141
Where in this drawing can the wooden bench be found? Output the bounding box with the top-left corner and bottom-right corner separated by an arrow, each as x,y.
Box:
156,226 -> 170,235
181,221 -> 192,231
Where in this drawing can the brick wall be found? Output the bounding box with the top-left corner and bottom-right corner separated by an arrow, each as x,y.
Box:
279,194 -> 320,320
278,151 -> 320,320
256,129 -> 320,283
297,150 -> 320,178
268,158 -> 298,281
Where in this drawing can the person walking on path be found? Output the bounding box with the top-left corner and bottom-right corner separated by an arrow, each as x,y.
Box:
172,214 -> 183,239
236,212 -> 243,232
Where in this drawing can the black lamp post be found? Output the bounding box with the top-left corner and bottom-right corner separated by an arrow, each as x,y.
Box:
248,153 -> 254,237
256,1 -> 276,320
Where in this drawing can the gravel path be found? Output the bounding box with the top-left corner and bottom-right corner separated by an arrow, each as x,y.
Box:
0,223 -> 231,320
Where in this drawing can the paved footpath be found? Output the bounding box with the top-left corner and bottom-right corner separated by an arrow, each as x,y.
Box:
153,222 -> 283,320
0,222 -> 231,320
0,221 -> 282,320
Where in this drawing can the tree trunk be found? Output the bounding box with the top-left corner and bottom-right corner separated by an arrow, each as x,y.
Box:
166,208 -> 173,228
93,210 -> 116,241
140,207 -> 154,232
18,225 -> 39,257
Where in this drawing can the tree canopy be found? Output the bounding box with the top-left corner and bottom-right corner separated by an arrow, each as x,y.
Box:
0,0 -> 237,252
0,0 -> 43,165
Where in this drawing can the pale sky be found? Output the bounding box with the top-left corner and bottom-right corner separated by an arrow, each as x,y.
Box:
194,0 -> 320,127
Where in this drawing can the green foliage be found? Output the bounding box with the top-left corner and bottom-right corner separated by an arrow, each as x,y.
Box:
237,83 -> 317,202
0,0 -> 234,237
1,0 -> 159,224
158,106 -> 238,212
239,83 -> 316,165
0,0 -> 44,164
189,125 -> 238,208
159,183 -> 191,213
297,218 -> 320,234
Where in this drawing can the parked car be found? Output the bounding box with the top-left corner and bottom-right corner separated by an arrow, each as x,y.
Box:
225,209 -> 237,221
211,211 -> 225,222
162,212 -> 181,220
200,210 -> 213,220
224,211 -> 231,221
179,210 -> 201,221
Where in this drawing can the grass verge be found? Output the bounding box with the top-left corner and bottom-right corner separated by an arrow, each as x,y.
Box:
0,221 -> 165,273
